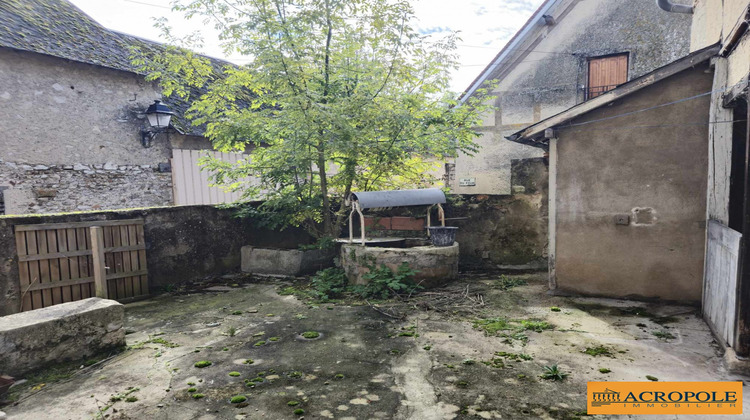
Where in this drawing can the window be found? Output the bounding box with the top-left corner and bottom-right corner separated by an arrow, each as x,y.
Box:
586,53 -> 628,100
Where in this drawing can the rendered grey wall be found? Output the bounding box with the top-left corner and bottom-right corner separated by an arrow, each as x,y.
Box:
453,0 -> 692,195
0,48 -> 213,214
553,63 -> 712,302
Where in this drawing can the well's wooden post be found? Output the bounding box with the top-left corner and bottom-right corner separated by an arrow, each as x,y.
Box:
90,226 -> 108,299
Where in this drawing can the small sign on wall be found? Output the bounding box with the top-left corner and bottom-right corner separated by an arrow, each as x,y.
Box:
459,177 -> 476,187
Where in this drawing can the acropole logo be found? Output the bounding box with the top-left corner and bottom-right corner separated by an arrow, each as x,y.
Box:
587,382 -> 743,415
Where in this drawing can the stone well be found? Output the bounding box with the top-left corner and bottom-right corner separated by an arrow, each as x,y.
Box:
340,242 -> 459,288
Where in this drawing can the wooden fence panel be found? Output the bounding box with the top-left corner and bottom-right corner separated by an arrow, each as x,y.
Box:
14,219 -> 149,312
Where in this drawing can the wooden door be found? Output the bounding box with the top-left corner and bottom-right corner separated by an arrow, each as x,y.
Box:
587,54 -> 628,99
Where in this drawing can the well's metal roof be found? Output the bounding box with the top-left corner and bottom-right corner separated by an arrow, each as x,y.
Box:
349,189 -> 446,210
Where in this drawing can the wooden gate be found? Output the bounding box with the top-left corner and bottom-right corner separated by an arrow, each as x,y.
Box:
703,220 -> 742,347
15,219 -> 149,312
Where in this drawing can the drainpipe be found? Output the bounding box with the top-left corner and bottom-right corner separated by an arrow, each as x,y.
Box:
656,0 -> 693,14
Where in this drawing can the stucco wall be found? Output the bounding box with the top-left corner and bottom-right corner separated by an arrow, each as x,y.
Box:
454,0 -> 691,195
0,205 -> 311,316
0,48 -> 218,214
0,48 -> 168,164
553,63 -> 712,302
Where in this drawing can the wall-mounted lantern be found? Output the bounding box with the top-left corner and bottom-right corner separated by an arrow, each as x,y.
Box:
141,100 -> 174,148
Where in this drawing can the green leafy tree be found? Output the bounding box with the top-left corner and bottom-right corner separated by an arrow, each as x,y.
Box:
133,0 -> 494,237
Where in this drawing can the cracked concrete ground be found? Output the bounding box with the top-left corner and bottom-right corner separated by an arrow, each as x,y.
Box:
4,273 -> 749,419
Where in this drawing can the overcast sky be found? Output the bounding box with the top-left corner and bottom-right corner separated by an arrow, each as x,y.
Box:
68,0 -> 544,93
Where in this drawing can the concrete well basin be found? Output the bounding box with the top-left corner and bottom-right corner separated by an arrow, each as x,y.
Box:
340,242 -> 459,288
241,246 -> 336,277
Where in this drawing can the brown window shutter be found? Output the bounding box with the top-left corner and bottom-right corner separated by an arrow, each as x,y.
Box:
587,54 -> 628,99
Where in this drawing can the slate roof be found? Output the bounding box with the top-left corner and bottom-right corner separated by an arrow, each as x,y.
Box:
0,0 -> 227,136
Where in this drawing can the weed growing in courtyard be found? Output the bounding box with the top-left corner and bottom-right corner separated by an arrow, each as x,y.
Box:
473,317 -> 553,344
301,331 -> 320,339
646,375 -> 659,381
583,346 -> 614,357
494,351 -> 533,361
352,262 -> 421,300
495,275 -> 527,290
311,267 -> 348,301
540,365 -> 569,381
652,330 -> 676,340
194,361 -> 212,368
518,320 -> 552,332
599,368 -> 611,373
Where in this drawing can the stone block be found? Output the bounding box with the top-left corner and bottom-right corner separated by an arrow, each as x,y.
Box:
241,246 -> 335,276
0,298 -> 125,377
33,188 -> 57,198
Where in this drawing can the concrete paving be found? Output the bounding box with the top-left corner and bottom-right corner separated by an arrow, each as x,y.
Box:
3,273 -> 749,419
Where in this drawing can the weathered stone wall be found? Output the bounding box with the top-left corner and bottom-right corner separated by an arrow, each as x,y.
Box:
0,160 -> 172,214
0,48 -> 215,214
0,48 -> 167,165
453,0 -> 691,195
0,298 -> 125,377
0,205 -> 310,316
446,158 -> 548,270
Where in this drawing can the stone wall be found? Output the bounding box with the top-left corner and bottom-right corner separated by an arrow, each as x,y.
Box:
0,48 -> 215,215
0,205 -> 311,316
0,160 -> 172,214
446,158 -> 548,271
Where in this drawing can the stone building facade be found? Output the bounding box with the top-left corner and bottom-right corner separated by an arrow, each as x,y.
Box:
0,0 -> 216,215
452,0 -> 693,195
